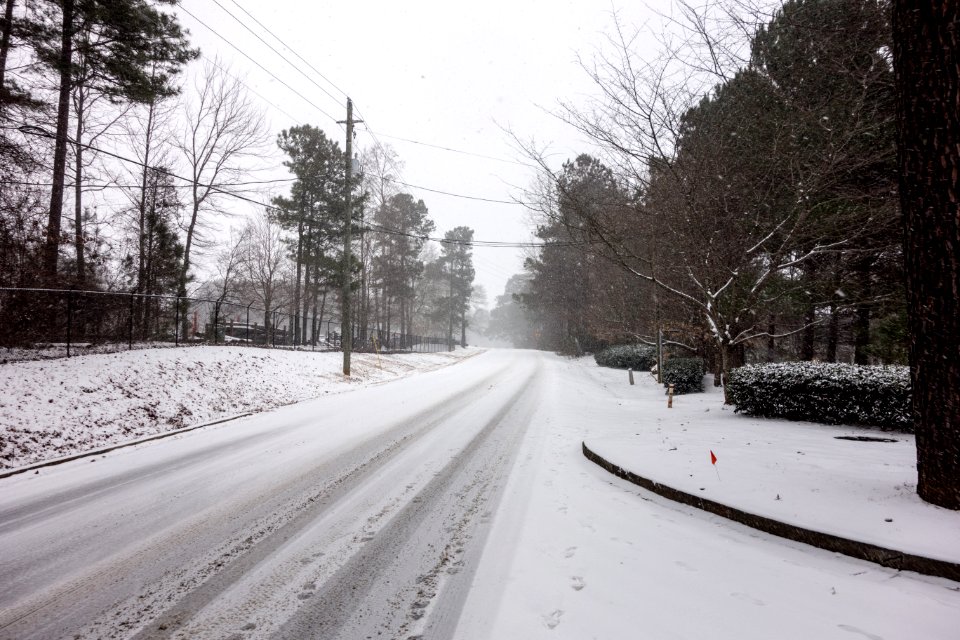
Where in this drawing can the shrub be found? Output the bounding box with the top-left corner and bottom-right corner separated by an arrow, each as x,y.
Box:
594,344 -> 656,371
662,357 -> 705,394
727,362 -> 911,432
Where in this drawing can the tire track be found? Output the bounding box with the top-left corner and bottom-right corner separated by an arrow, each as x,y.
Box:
0,361 -> 514,640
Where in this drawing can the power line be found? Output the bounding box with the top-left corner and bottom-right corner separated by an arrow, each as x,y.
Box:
176,3 -> 342,127
209,0 -> 344,108
18,125 -> 572,250
381,177 -> 525,205
200,53 -> 303,127
362,127 -> 536,168
227,0 -> 350,101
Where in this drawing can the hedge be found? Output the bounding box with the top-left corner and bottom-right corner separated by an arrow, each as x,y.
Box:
662,357 -> 705,394
727,362 -> 911,432
594,344 -> 656,371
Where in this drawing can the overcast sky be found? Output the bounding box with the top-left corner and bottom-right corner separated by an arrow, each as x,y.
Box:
175,0 -> 675,304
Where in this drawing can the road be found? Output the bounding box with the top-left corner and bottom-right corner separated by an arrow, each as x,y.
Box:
1,349 -> 957,639
0,350 -> 541,639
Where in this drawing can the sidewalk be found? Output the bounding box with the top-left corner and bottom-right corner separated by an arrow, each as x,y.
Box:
581,366 -> 960,578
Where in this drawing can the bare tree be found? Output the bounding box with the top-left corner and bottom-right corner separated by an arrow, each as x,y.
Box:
240,210 -> 288,342
175,60 -> 268,303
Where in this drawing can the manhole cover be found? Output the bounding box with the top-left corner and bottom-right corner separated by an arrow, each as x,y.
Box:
834,436 -> 899,443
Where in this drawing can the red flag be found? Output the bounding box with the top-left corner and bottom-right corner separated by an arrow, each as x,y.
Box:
710,450 -> 718,465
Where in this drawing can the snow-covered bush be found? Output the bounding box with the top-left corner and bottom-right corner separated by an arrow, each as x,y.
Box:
594,344 -> 656,370
727,362 -> 911,431
662,357 -> 705,394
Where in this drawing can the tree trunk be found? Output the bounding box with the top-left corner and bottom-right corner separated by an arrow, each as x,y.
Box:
853,262 -> 873,364
720,339 -> 745,404
293,217 -> 303,344
135,98 -> 156,334
73,81 -> 85,286
800,304 -> 816,360
826,302 -> 840,363
0,0 -> 15,96
893,0 -> 960,510
43,0 -> 75,282
447,270 -> 454,350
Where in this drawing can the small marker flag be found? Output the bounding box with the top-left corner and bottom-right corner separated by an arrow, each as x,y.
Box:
710,450 -> 718,465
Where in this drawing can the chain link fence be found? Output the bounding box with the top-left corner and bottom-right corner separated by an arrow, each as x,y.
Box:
0,288 -> 452,361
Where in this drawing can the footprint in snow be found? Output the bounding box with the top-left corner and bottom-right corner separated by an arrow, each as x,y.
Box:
731,592 -> 765,606
571,576 -> 585,591
543,609 -> 563,629
564,546 -> 577,558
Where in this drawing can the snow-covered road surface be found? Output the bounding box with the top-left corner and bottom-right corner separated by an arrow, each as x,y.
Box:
1,350 -> 957,639
0,350 -> 540,639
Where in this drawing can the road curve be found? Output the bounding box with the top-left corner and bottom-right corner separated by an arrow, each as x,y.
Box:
0,349 -> 543,640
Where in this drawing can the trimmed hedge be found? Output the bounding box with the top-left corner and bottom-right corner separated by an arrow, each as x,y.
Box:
594,344 -> 656,371
727,362 -> 911,432
662,357 -> 705,394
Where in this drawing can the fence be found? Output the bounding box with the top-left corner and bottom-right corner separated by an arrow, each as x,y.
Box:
0,287 -> 453,360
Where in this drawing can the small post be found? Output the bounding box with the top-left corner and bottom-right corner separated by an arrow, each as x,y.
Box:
246,302 -> 251,345
174,296 -> 181,346
628,368 -> 635,385
66,289 -> 73,357
668,384 -> 675,408
128,294 -> 135,350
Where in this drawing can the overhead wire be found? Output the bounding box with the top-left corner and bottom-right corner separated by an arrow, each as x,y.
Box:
18,125 -> 575,250
209,0 -> 344,107
177,2 -> 342,127
202,0 -> 534,209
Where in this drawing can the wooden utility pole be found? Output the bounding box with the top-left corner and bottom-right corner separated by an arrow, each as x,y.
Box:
339,98 -> 361,375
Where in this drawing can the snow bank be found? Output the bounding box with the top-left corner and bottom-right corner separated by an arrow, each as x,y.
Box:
582,365 -> 960,564
0,345 -> 476,469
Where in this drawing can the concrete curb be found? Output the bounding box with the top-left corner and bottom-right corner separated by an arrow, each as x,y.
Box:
0,413 -> 254,480
582,441 -> 960,582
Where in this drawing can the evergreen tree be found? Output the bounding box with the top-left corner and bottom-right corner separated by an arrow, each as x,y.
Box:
438,226 -> 475,348
27,0 -> 196,283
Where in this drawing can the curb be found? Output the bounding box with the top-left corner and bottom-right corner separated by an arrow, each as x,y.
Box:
0,413 -> 254,480
582,441 -> 960,582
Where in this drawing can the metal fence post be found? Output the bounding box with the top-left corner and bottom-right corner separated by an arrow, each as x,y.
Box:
66,289 -> 73,357
175,296 -> 181,346
246,302 -> 251,345
128,294 -> 135,350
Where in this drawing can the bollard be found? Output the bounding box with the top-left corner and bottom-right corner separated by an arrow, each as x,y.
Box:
628,368 -> 635,385
668,384 -> 675,408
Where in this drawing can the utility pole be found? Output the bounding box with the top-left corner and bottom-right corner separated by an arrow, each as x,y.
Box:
338,98 -> 361,376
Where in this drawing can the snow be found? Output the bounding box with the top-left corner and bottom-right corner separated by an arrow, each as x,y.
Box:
582,367 -> 959,564
1,349 -> 957,639
454,354 -> 960,640
0,345 -> 476,469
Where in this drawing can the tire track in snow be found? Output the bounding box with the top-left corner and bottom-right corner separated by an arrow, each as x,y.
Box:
0,358 -> 515,640
271,363 -> 541,640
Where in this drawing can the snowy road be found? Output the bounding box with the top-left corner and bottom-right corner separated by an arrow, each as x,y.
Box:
0,350 -> 540,639
1,350 -> 957,639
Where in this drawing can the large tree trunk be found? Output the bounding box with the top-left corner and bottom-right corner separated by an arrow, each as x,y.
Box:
893,0 -> 960,510
0,0 -> 15,96
720,339 -> 745,404
43,0 -> 74,282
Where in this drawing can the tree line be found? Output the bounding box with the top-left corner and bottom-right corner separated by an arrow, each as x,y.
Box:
492,0 -> 902,385
0,0 -> 476,348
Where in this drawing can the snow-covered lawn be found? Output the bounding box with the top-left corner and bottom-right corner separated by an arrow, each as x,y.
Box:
456,354 -> 960,640
580,363 -> 960,564
0,345 -> 476,469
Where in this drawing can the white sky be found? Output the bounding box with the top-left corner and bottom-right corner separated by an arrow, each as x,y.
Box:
174,0 -> 675,304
